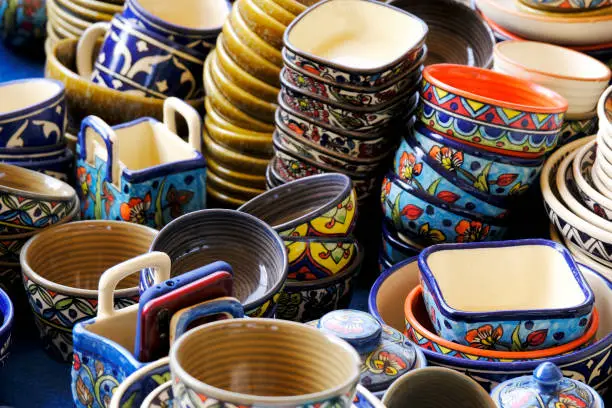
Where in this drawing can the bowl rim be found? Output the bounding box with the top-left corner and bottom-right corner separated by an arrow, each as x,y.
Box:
477,0 -> 612,23
0,163 -> 76,202
0,287 -> 14,340
0,78 -> 65,121
423,63 -> 568,114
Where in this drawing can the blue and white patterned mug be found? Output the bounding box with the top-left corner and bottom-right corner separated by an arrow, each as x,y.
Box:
76,15 -> 204,100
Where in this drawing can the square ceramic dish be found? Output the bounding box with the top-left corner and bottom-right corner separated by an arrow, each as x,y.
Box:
418,239 -> 595,351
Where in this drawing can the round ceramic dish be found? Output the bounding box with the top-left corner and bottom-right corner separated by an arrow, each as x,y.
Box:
556,116 -> 598,147
494,41 -> 611,118
518,0 -> 611,12
71,0 -> 123,14
592,160 -> 612,198
237,0 -> 286,49
205,115 -> 272,156
599,85 -> 612,136
251,0 -> 294,25
475,0 -> 612,46
6,148 -> 74,185
203,128 -> 271,175
572,140 -> 612,221
20,220 -> 156,362
387,0 -> 495,68
0,287 -> 13,366
368,257 -> 612,393
381,220 -> 423,264
598,131 -> 612,163
270,0 -> 306,15
420,64 -> 568,158
143,209 -> 288,317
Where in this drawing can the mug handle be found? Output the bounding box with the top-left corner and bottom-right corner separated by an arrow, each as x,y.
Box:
97,252 -> 171,319
76,21 -> 110,78
163,97 -> 202,153
169,296 -> 244,344
78,115 -> 120,186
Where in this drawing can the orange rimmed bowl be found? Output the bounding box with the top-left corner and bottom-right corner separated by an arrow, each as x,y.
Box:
404,285 -> 599,362
419,64 -> 568,158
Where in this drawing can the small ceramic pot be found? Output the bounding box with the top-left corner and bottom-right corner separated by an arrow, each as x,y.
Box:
394,132 -> 509,217
381,220 -> 422,264
76,98 -> 206,229
556,116 -> 598,147
20,220 -> 157,362
381,173 -> 508,246
0,0 -> 46,48
0,164 -> 76,234
0,78 -> 66,148
143,209 -> 288,317
77,15 -> 204,100
283,0 -> 427,88
169,318 -> 361,407
412,122 -> 543,197
404,285 -> 598,362
382,367 -> 496,408
0,287 -> 13,366
420,64 -> 568,158
418,239 -> 595,350
573,140 -> 612,221
518,0 -> 611,11
238,173 -> 358,237
122,0 -> 229,56
494,41 -> 611,118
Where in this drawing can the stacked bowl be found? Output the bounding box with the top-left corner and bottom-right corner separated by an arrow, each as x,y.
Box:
202,0 -> 315,207
544,86 -> 612,281
380,64 -> 568,263
268,0 -> 428,204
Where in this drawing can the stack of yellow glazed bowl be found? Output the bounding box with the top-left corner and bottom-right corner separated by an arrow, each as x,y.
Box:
203,0 -> 317,207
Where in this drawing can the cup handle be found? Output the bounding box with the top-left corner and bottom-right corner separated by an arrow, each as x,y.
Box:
97,252 -> 171,319
78,115 -> 120,186
163,97 -> 202,153
76,21 -> 110,79
169,297 -> 244,344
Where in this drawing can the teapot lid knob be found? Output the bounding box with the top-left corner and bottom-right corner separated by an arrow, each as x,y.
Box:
318,310 -> 382,354
533,362 -> 563,394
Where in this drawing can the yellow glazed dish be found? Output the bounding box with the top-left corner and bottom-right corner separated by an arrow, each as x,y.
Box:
207,170 -> 266,199
47,0 -> 90,30
251,0 -> 296,25
55,0 -> 113,22
270,0 -> 306,16
205,97 -> 272,135
204,128 -> 271,174
237,0 -> 286,49
70,0 -> 123,14
207,182 -> 249,207
207,156 -> 267,189
205,116 -> 273,155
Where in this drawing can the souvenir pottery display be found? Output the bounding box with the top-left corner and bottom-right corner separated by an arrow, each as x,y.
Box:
0,0 -> 46,48
0,287 -> 13,366
76,98 -> 207,229
20,220 -> 157,361
380,220 -> 423,266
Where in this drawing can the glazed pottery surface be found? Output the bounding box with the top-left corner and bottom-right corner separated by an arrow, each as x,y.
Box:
573,141 -> 612,221
518,0 -> 611,11
380,220 -> 422,264
169,318 -> 361,407
236,0 -> 285,49
108,356 -> 171,408
0,287 -> 13,366
556,116 -> 598,147
599,85 -> 612,135
0,78 -> 66,148
6,147 -> 75,184
0,0 -> 46,47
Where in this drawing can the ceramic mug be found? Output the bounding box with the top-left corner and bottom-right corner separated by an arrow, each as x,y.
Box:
76,15 -> 204,100
169,318 -> 362,407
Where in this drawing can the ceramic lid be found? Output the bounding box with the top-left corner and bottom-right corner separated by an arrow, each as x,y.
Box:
312,310 -> 425,393
490,362 -> 603,408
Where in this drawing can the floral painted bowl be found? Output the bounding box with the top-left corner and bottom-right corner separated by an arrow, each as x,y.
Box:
556,116 -> 598,147
283,0 -> 427,89
418,239 -> 595,350
393,131 -> 509,217
368,257 -> 612,394
0,286 -> 13,367
412,122 -> 543,197
518,0 -> 611,12
381,220 -> 422,264
420,64 -> 568,158
381,173 -> 508,246
108,356 -> 171,408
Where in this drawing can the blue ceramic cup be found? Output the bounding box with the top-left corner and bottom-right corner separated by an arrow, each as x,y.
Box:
76,15 -> 204,100
0,78 -> 66,148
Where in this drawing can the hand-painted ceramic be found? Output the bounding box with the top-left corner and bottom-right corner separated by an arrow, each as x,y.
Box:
142,209 -> 288,317
368,258 -> 612,395
381,220 -> 422,264
556,116 -> 598,147
283,0 -> 427,88
381,173 -> 508,246
412,122 -> 543,197
404,286 -> 598,362
77,15 -> 204,100
573,141 -> 612,221
420,65 -> 568,157
5,147 -> 75,184
284,237 -> 361,281
76,98 -> 206,229
0,0 -> 46,48
0,141 -> 67,162
169,318 -> 361,407
108,357 -> 171,408
518,0 -> 611,11
20,220 -> 155,362
0,78 -> 66,148
0,164 -> 76,234
490,362 -> 605,408
394,132 -> 509,217
238,173 -> 358,237
0,287 -> 13,367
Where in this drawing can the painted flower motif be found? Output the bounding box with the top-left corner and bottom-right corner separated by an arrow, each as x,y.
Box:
455,220 -> 490,243
288,266 -> 318,281
429,146 -> 463,172
557,393 -> 588,408
323,312 -> 365,335
369,351 -> 407,376
120,193 -> 151,224
23,0 -> 42,16
322,196 -> 352,229
381,178 -> 392,203
593,203 -> 606,219
73,353 -> 81,370
75,376 -> 93,407
465,324 -> 503,349
166,186 -> 194,219
77,167 -> 92,198
418,223 -> 446,244
102,183 -> 114,215
398,152 -> 422,182
318,242 -> 351,264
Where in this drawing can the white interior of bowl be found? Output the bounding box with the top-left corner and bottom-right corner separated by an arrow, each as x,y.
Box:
136,0 -> 229,30
425,245 -> 587,311
287,0 -> 425,70
573,140 -> 612,211
0,79 -> 62,114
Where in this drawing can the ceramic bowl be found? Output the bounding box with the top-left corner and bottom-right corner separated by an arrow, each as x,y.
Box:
237,0 -> 286,49
380,220 -> 422,264
0,164 -> 77,234
7,148 -> 75,185
45,39 -> 203,131
143,209 -> 288,317
207,155 -> 266,190
251,0 -> 294,25
381,173 -> 508,246
205,111 -> 272,156
108,356 -> 171,408
0,287 -> 13,366
592,159 -> 612,196
598,131 -> 612,164
56,0 -> 113,22
206,169 -> 265,204
0,0 -> 46,48
412,122 -> 543,198
573,140 -> 612,221
238,173 -> 357,237
0,141 -> 68,162
387,0 -> 495,68
418,239 -> 595,350
518,0 -> 611,11
420,64 -> 568,158
393,132 -> 509,217
71,0 -> 122,14
206,184 -> 249,208
476,0 -> 612,46
270,0 -> 307,15
283,0 -> 427,88
556,116 -> 599,147
599,85 -> 612,137
494,41 -> 611,118
203,128 -> 271,175
20,220 -> 156,361
368,257 -> 612,394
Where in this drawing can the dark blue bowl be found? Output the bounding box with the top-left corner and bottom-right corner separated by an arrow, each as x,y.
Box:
0,287 -> 14,366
